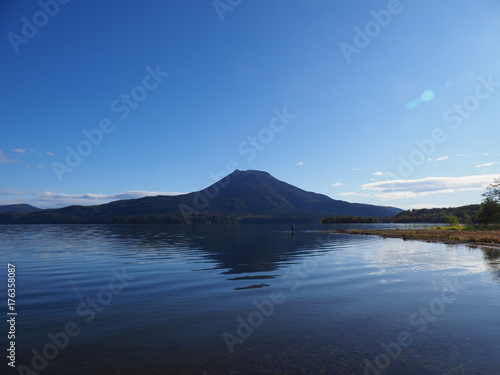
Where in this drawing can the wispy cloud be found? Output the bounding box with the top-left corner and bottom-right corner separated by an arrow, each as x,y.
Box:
13,149 -> 26,153
373,171 -> 383,176
296,161 -> 303,166
352,168 -> 361,171
46,152 -> 55,156
0,188 -> 24,196
475,161 -> 500,168
361,174 -> 498,199
435,156 -> 449,161
0,150 -> 16,164
331,182 -> 343,187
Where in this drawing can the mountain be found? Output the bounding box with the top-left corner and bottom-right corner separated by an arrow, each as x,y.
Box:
0,170 -> 402,224
0,204 -> 41,213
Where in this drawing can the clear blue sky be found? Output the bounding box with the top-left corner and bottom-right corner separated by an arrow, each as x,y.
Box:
1,0 -> 500,209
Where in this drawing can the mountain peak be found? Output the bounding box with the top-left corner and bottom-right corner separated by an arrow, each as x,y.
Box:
0,170 -> 402,223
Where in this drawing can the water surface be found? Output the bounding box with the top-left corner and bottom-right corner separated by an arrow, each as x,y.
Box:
1,224 -> 499,374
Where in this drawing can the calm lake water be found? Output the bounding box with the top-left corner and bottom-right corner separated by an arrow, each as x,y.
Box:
1,223 -> 500,375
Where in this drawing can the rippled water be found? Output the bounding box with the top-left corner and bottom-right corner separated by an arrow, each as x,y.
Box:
1,224 -> 499,374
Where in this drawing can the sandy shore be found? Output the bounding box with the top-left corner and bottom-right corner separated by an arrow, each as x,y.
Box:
322,229 -> 500,249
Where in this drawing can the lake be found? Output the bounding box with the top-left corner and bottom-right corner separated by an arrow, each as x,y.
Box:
1,223 -> 499,375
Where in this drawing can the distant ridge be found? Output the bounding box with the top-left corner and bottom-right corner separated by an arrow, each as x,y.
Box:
0,204 -> 41,214
0,170 -> 402,224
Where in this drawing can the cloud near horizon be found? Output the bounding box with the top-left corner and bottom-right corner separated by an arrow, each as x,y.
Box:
360,174 -> 499,200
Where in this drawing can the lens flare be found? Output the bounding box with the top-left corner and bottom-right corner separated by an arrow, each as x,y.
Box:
406,89 -> 435,109
421,90 -> 435,102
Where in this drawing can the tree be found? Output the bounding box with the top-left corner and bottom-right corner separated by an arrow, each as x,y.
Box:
444,214 -> 460,226
478,178 -> 500,224
478,198 -> 500,224
483,177 -> 500,203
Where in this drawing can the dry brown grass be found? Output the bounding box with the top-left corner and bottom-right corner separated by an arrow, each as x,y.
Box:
336,229 -> 500,246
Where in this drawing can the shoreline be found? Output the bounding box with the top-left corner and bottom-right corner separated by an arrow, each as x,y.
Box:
319,229 -> 500,250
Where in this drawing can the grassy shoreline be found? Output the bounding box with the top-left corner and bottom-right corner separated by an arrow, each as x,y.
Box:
321,227 -> 500,248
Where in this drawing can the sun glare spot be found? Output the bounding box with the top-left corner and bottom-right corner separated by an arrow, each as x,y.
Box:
421,90 -> 435,102
406,89 -> 435,109
406,98 -> 421,110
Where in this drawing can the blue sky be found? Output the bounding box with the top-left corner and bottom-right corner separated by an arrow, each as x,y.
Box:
1,0 -> 500,209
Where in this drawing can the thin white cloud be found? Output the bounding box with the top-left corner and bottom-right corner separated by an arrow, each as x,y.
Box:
373,171 -> 384,176
361,174 -> 498,200
0,150 -> 16,164
435,156 -> 449,161
46,152 -> 55,156
37,165 -> 45,169
331,182 -> 343,187
13,149 -> 26,153
352,168 -> 361,171
0,188 -> 23,196
296,161 -> 303,166
475,162 -> 500,168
